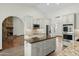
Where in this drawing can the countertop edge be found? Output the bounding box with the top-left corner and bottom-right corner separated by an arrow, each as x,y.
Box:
25,35 -> 62,44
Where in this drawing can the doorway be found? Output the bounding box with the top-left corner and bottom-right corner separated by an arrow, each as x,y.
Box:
2,16 -> 24,49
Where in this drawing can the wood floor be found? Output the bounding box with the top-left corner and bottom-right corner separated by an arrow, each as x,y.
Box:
2,36 -> 24,49
1,36 -> 63,56
1,35 -> 24,56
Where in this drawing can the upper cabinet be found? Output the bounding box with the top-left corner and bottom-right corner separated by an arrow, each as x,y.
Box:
54,16 -> 63,35
62,15 -> 68,24
54,14 -> 75,35
25,16 -> 50,30
62,14 -> 75,24
75,13 -> 79,29
67,14 -> 74,24
25,16 -> 33,29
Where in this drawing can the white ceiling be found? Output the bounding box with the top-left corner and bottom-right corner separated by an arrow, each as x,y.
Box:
35,3 -> 79,16
0,3 -> 79,17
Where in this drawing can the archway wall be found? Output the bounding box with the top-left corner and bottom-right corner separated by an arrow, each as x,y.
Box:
13,16 -> 24,35
0,16 -> 24,50
0,6 -> 46,50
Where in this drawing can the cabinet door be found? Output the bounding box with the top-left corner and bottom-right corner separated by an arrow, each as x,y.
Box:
42,40 -> 47,55
26,16 -> 33,29
55,17 -> 63,35
46,40 -> 50,55
32,46 -> 40,56
32,43 -> 38,56
62,15 -> 68,24
32,42 -> 40,56
63,14 -> 74,24
52,39 -> 56,50
49,39 -> 56,52
67,14 -> 74,24
37,42 -> 44,56
75,13 -> 79,29
25,42 -> 32,56
32,42 -> 43,56
42,40 -> 50,55
47,40 -> 52,54
41,20 -> 44,29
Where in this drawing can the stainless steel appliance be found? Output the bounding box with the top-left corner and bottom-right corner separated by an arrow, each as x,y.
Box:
63,24 -> 74,40
63,24 -> 73,32
63,34 -> 72,40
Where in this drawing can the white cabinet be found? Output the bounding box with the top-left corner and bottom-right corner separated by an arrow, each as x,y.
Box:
55,16 -> 63,35
67,14 -> 74,24
25,39 -> 56,56
75,13 -> 79,29
43,40 -> 50,55
32,41 -> 45,56
24,41 -> 32,56
62,14 -> 74,24
62,15 -> 68,24
26,16 -> 33,29
32,42 -> 43,56
33,19 -> 38,24
50,39 -> 56,50
26,17 -> 51,32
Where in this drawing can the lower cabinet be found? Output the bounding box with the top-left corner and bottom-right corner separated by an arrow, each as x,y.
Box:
31,42 -> 43,56
25,39 -> 56,56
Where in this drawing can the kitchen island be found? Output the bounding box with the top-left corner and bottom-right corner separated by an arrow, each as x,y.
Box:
24,37 -> 56,56
58,41 -> 79,56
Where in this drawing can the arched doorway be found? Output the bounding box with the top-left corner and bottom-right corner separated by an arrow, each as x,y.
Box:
2,16 -> 24,49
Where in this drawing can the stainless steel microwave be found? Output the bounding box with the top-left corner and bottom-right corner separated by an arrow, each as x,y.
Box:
63,26 -> 68,32
63,24 -> 73,32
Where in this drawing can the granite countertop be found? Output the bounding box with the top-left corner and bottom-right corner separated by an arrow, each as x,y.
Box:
25,37 -> 56,43
25,35 -> 62,43
58,41 -> 79,56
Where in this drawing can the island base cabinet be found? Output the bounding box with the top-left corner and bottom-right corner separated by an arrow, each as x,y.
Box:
25,39 -> 56,56
31,47 -> 40,56
31,42 -> 44,56
24,41 -> 32,56
50,39 -> 56,51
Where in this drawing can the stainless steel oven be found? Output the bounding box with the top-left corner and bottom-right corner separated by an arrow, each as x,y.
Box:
63,34 -> 72,40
